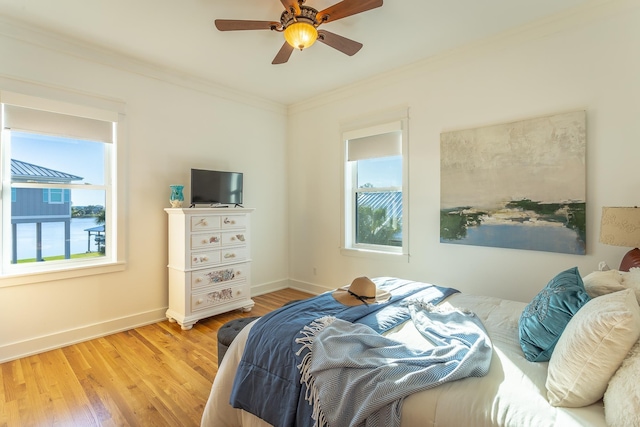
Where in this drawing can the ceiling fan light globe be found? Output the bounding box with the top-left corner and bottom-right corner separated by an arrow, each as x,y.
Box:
284,22 -> 318,50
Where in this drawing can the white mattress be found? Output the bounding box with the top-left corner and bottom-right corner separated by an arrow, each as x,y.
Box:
201,293 -> 607,427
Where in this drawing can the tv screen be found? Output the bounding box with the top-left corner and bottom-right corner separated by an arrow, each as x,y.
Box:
190,169 -> 243,206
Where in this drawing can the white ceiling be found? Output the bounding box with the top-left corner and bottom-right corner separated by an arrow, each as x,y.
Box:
0,0 -> 593,105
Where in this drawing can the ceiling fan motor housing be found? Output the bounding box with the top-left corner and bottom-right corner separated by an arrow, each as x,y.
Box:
280,5 -> 319,29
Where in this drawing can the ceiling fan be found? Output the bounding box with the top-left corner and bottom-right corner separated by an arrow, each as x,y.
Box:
214,0 -> 383,64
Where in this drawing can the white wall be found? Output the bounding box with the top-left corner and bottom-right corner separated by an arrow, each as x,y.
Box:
0,20 -> 289,361
287,0 -> 640,302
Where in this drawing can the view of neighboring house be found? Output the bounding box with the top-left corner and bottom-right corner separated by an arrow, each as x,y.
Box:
357,191 -> 403,246
10,159 -> 82,263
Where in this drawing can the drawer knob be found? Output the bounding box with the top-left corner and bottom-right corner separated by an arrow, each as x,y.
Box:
224,218 -> 235,225
197,298 -> 204,304
195,277 -> 202,283
224,253 -> 236,259
202,239 -> 208,244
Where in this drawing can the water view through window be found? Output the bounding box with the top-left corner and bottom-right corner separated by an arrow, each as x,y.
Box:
15,217 -> 105,261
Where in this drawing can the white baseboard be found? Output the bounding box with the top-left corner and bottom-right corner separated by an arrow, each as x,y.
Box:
250,278 -> 291,296
251,278 -> 329,297
0,308 -> 167,363
286,279 -> 331,295
1,281 -> 329,363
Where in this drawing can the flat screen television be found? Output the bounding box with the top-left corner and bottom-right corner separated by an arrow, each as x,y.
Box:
190,168 -> 243,206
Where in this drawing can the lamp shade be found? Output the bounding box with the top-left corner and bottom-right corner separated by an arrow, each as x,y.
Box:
599,207 -> 640,247
284,22 -> 317,50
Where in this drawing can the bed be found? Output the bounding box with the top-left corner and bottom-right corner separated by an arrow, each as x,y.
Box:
202,270 -> 640,427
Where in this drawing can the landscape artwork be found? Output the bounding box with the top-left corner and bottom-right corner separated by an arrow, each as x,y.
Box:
440,111 -> 586,255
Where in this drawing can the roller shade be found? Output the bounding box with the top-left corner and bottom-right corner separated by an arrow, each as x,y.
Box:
1,91 -> 116,143
4,104 -> 114,143
347,130 -> 402,161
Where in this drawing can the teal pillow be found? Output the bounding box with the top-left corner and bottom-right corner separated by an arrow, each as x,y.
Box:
519,267 -> 590,362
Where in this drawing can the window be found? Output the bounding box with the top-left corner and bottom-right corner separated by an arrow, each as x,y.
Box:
43,189 -> 70,204
342,112 -> 409,257
0,87 -> 126,286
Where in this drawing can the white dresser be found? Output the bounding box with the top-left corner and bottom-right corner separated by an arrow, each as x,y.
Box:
165,207 -> 255,330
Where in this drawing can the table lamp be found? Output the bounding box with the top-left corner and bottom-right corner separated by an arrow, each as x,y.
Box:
599,206 -> 640,271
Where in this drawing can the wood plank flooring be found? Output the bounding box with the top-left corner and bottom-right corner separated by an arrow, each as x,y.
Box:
0,288 -> 312,427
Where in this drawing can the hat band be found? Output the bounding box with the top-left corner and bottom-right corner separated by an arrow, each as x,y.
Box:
348,290 -> 375,305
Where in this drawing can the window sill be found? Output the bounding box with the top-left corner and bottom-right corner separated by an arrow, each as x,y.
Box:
0,261 -> 126,288
340,247 -> 409,262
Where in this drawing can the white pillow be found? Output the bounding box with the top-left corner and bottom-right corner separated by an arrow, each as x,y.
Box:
546,288 -> 640,407
582,269 -> 624,298
604,339 -> 640,427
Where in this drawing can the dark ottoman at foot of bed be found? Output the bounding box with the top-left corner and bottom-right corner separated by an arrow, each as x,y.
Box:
218,317 -> 260,366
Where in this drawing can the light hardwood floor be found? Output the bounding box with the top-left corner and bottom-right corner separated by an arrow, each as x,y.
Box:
0,288 -> 313,427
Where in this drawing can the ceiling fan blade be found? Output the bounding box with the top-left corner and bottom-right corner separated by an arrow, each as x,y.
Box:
316,0 -> 383,24
272,42 -> 294,64
317,30 -> 363,56
280,0 -> 301,15
215,20 -> 278,31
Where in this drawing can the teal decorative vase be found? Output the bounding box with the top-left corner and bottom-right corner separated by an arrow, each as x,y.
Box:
169,185 -> 184,208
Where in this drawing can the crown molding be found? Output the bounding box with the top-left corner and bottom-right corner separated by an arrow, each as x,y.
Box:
0,14 -> 287,116
288,0 -> 637,116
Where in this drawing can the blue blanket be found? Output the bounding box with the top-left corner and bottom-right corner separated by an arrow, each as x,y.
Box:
298,303 -> 492,427
229,277 -> 458,427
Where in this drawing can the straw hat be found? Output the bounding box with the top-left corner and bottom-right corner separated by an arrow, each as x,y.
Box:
332,277 -> 391,306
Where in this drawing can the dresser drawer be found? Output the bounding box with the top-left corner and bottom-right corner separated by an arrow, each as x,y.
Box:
221,231 -> 247,246
220,247 -> 248,263
221,215 -> 247,229
191,263 -> 248,291
190,249 -> 221,268
191,216 -> 221,232
191,232 -> 222,250
191,282 -> 249,313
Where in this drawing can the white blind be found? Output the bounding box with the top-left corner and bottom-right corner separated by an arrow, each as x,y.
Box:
1,91 -> 116,143
347,130 -> 402,161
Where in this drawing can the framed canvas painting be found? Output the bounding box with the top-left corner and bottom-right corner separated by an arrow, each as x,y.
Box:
440,111 -> 586,255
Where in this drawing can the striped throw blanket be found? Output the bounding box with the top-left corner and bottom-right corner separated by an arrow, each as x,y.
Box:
296,302 -> 493,427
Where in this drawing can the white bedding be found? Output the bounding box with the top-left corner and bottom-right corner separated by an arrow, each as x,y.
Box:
201,293 -> 607,427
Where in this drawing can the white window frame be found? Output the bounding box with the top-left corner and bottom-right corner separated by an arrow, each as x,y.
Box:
0,80 -> 127,287
340,108 -> 409,260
